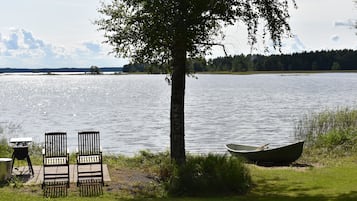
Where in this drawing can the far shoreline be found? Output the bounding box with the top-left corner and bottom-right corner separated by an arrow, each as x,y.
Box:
195,70 -> 357,75
1,70 -> 357,76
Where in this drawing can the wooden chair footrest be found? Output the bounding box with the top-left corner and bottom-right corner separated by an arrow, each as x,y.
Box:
78,170 -> 102,174
78,178 -> 103,185
43,181 -> 68,198
43,180 -> 69,187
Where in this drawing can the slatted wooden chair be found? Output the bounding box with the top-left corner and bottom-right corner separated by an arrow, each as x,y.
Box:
76,131 -> 104,187
42,132 -> 70,193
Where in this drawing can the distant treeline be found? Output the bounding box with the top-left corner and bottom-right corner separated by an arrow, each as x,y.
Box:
123,49 -> 357,73
0,67 -> 122,73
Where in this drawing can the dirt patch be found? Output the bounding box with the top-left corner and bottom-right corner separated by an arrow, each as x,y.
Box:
105,167 -> 161,196
249,162 -> 322,172
8,166 -> 161,198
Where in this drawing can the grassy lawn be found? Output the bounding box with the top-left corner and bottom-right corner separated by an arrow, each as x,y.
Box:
244,159 -> 357,201
1,155 -> 357,201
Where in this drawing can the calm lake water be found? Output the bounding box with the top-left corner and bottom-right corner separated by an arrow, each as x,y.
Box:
1,73 -> 357,155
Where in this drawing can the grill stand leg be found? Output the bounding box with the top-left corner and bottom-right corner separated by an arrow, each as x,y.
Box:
11,153 -> 34,176
25,155 -> 34,176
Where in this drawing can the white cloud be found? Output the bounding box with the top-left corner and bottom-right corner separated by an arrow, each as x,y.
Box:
331,35 -> 340,42
333,19 -> 355,28
288,35 -> 306,52
22,30 -> 45,49
3,32 -> 19,50
0,28 -> 126,68
83,42 -> 101,53
264,35 -> 306,55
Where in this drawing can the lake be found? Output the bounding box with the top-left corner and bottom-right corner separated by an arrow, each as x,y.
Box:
1,73 -> 357,155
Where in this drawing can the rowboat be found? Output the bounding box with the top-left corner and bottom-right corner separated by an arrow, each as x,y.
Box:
225,141 -> 304,164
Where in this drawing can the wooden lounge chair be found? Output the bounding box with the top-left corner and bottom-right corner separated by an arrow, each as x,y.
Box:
42,132 -> 70,196
76,131 -> 104,188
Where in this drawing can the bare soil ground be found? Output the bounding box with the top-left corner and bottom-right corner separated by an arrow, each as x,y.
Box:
13,165 -> 160,197
104,166 -> 161,197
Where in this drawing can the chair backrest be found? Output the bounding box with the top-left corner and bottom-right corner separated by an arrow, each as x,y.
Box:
45,132 -> 67,157
78,131 -> 101,155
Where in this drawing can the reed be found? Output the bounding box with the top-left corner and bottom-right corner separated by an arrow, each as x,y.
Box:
295,107 -> 357,158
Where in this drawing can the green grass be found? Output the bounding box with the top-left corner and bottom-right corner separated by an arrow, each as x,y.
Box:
245,158 -> 357,201
1,155 -> 357,201
166,154 -> 251,196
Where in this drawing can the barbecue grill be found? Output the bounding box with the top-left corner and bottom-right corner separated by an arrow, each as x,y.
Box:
10,138 -> 34,176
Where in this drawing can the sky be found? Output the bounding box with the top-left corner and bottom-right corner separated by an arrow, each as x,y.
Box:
0,0 -> 357,68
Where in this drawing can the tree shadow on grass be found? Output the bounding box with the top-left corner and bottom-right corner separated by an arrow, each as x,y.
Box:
247,175 -> 357,201
254,161 -> 313,168
242,191 -> 357,201
121,191 -> 357,201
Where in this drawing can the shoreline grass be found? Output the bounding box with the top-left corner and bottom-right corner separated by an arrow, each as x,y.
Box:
295,107 -> 357,164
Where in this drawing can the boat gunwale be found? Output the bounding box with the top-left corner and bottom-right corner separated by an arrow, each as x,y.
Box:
225,140 -> 304,154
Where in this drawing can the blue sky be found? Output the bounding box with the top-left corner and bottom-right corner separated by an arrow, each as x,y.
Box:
1,0 -> 357,68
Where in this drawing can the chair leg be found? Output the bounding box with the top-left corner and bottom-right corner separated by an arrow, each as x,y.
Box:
11,153 -> 15,174
77,164 -> 79,187
42,166 -> 46,189
101,163 -> 104,186
67,164 -> 70,188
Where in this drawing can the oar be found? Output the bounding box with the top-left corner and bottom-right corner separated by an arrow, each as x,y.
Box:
256,143 -> 270,151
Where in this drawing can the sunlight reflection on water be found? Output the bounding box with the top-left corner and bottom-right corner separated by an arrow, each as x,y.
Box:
1,73 -> 357,155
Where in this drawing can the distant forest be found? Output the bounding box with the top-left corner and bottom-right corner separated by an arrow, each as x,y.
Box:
123,49 -> 357,73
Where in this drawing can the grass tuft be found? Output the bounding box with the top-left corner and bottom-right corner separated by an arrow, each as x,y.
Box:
166,154 -> 251,196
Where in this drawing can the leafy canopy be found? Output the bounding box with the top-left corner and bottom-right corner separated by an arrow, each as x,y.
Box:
96,0 -> 295,66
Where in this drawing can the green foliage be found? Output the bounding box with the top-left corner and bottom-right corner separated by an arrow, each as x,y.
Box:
104,150 -> 173,183
0,138 -> 12,158
89,65 -> 101,74
122,49 -> 357,73
295,108 -> 357,158
331,61 -> 341,70
129,151 -> 173,177
103,152 -> 251,196
316,129 -> 357,149
96,0 -> 294,65
123,63 -> 169,74
166,154 -> 251,196
8,176 -> 24,188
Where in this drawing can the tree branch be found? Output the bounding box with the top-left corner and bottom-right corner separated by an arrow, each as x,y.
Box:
196,42 -> 228,56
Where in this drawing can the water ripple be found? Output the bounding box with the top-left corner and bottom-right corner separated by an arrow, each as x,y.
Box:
1,73 -> 357,155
